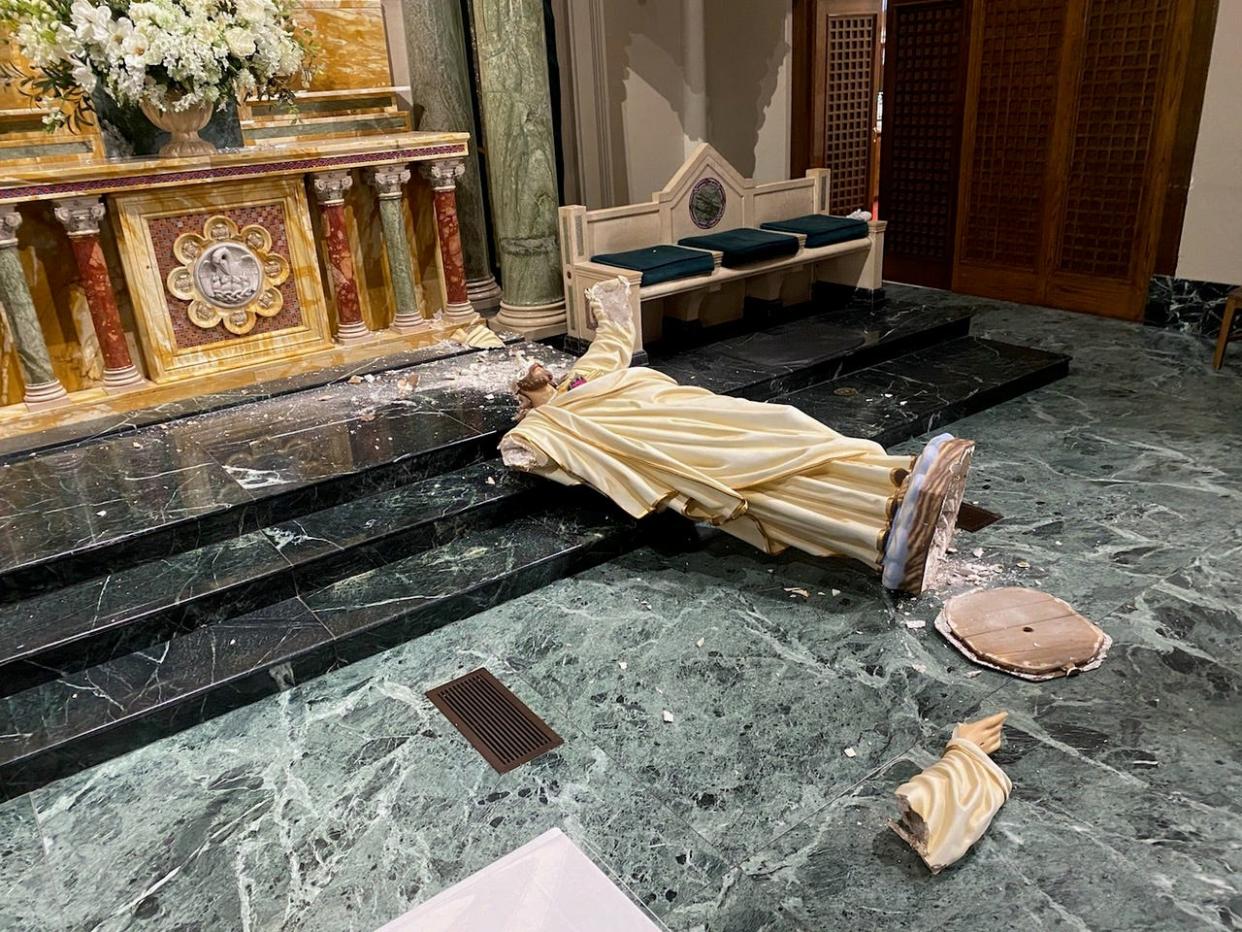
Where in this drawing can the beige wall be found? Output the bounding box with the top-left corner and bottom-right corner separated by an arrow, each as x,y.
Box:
603,0 -> 693,203
1177,2 -> 1241,284
705,1 -> 792,183
575,0 -> 792,207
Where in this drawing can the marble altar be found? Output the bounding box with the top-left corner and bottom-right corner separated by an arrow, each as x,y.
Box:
0,133 -> 484,434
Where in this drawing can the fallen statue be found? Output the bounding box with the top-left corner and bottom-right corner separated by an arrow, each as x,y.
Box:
500,278 -> 975,594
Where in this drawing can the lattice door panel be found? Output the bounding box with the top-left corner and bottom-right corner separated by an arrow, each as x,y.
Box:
824,14 -> 879,215
879,0 -> 967,285
1053,0 -> 1174,281
958,0 -> 1067,269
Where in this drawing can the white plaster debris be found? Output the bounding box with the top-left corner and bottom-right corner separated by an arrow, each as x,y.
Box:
843,747 -> 857,758
964,670 -> 982,679
695,637 -> 705,648
617,661 -> 628,671
904,618 -> 927,629
926,550 -> 1008,593
485,476 -> 497,485
662,710 -> 675,723
96,510 -> 107,517
831,589 -> 841,597
785,587 -> 810,599
972,547 -> 984,558
364,373 -> 376,383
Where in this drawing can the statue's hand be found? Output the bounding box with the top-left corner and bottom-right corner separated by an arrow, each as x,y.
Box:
952,711 -> 1007,755
585,277 -> 635,327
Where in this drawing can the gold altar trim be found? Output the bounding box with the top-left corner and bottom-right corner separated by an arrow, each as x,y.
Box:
0,320 -> 468,438
0,132 -> 470,205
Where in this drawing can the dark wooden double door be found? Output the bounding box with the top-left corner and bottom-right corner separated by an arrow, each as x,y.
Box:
881,0 -> 1198,320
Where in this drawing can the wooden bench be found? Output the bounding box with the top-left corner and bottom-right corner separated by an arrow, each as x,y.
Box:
558,143 -> 886,353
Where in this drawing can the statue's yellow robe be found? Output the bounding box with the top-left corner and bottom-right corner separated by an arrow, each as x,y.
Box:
502,320 -> 913,567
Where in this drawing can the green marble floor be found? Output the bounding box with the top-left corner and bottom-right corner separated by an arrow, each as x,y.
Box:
3,296 -> 1241,931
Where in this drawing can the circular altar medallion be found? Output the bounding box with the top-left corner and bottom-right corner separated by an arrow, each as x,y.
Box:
689,177 -> 726,229
194,241 -> 262,309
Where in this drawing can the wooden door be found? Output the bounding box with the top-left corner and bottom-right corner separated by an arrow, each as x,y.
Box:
953,0 -> 1196,319
810,0 -> 884,216
878,0 -> 971,288
1042,0 -> 1194,317
952,0 -> 1071,304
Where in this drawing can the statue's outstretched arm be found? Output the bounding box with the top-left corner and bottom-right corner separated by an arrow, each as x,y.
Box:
567,278 -> 637,380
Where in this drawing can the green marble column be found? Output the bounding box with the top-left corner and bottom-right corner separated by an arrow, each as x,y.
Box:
468,0 -> 566,337
366,164 -> 428,332
400,0 -> 502,310
0,209 -> 68,407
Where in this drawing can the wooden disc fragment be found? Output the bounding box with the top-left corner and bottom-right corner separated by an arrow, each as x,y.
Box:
936,587 -> 1111,681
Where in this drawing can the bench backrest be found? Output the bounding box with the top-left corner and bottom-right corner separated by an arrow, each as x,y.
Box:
560,143 -> 831,265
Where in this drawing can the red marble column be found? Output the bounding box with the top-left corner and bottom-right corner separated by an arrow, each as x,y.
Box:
311,171 -> 370,344
53,197 -> 144,390
421,160 -> 478,326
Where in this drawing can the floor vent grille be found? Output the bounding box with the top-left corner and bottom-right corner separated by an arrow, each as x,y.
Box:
427,667 -> 563,773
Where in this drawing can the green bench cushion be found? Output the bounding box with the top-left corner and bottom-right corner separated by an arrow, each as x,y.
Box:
591,244 -> 716,285
677,227 -> 800,268
759,214 -> 869,249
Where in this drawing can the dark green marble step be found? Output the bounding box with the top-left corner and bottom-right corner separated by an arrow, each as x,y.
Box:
0,461 -> 544,698
0,342 -> 571,597
0,506 -> 638,798
774,336 -> 1071,448
649,294 -> 976,401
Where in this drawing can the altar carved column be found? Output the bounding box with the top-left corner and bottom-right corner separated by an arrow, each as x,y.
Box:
0,208 -> 69,408
52,197 -> 144,390
311,171 -> 371,344
420,159 -> 478,326
366,164 -> 428,332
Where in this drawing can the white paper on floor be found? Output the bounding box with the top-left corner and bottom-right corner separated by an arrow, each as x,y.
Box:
377,828 -> 662,932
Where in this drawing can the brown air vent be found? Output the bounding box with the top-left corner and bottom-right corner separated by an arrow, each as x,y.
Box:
956,503 -> 1002,533
427,667 -> 563,773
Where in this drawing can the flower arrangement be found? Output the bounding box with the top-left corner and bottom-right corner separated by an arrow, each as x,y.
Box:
0,0 -> 314,132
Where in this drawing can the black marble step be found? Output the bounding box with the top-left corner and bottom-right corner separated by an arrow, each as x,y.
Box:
0,506 -> 638,797
0,343 -> 569,596
774,336 -> 1071,448
0,329 -> 527,461
649,292 -> 975,400
0,461 -> 544,698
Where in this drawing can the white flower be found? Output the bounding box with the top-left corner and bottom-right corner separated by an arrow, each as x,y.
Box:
70,60 -> 97,93
105,17 -> 133,54
121,30 -> 152,69
224,26 -> 256,58
70,1 -> 113,44
235,0 -> 269,24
